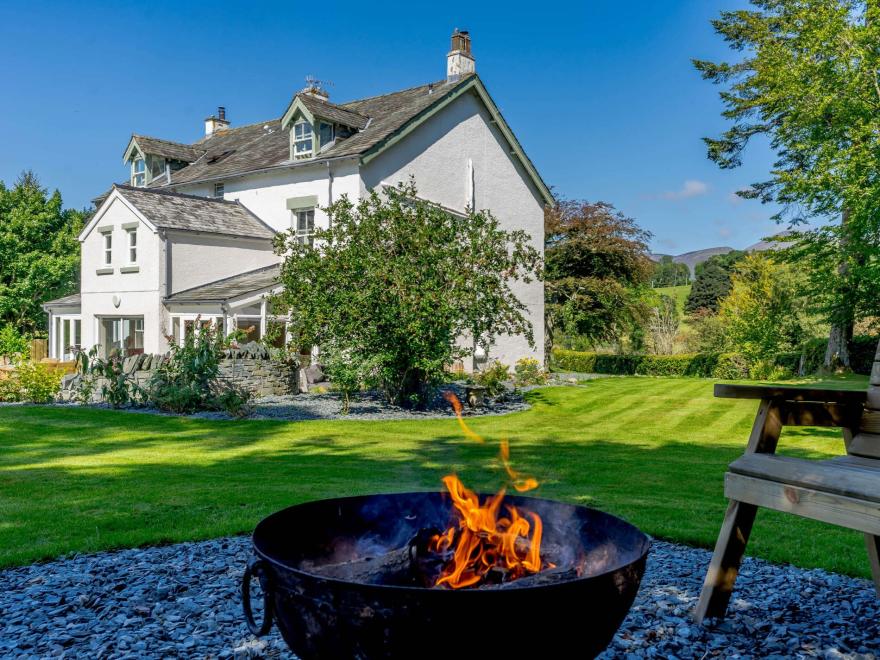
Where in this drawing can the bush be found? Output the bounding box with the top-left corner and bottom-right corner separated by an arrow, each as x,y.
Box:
473,360 -> 510,396
82,349 -> 140,408
0,325 -> 29,360
148,324 -> 250,415
551,349 -> 752,379
513,357 -> 549,386
795,335 -> 876,376
0,361 -> 62,402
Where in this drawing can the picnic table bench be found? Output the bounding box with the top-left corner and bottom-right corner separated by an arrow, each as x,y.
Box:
694,375 -> 880,623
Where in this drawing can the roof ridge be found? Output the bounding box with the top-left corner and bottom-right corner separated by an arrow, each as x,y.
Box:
114,183 -> 241,206
132,134 -> 203,149
338,79 -> 447,107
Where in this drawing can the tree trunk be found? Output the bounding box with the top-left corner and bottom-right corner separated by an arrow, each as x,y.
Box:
824,208 -> 853,371
824,322 -> 852,371
543,313 -> 554,370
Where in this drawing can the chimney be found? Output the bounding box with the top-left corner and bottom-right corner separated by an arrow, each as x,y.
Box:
447,28 -> 475,82
204,106 -> 230,137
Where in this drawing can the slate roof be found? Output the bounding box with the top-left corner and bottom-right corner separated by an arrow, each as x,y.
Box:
43,293 -> 81,308
113,185 -> 276,239
297,94 -> 370,130
130,135 -> 204,163
164,263 -> 281,303
137,78 -> 466,187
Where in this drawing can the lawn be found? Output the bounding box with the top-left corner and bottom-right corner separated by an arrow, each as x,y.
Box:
0,376 -> 873,579
654,284 -> 691,315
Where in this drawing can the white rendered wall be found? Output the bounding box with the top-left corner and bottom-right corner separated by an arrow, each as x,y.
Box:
166,231 -> 279,294
173,158 -> 362,235
79,198 -> 166,354
361,90 -> 546,367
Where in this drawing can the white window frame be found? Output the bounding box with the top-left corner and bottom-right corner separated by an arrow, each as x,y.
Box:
51,314 -> 82,360
213,182 -> 225,198
293,120 -> 313,158
292,207 -> 315,247
103,232 -> 112,265
131,157 -> 145,186
127,227 -> 137,263
169,314 -> 225,347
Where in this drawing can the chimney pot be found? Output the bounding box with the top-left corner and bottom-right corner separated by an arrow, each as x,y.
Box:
218,106 -> 226,120
204,107 -> 230,137
447,28 -> 475,82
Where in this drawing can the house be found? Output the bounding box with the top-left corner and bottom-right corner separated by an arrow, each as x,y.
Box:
44,30 -> 553,369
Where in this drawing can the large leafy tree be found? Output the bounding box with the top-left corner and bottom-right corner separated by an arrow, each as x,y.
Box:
652,256 -> 691,287
544,200 -> 654,354
719,254 -> 816,362
685,251 -> 745,313
0,172 -> 85,334
696,1 -> 880,368
274,182 -> 541,407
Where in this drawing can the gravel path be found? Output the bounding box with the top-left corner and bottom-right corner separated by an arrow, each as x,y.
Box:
1,536 -> 876,658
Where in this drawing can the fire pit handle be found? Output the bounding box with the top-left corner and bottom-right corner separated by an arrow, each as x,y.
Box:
241,557 -> 273,636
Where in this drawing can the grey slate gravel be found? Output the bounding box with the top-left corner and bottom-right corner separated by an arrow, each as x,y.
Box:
0,536 -> 876,658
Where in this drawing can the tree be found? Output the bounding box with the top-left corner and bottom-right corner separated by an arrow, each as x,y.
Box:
0,172 -> 85,334
544,200 -> 654,355
273,182 -> 542,408
685,251 -> 745,313
696,1 -> 880,369
719,254 -> 816,362
648,294 -> 680,355
652,256 -> 691,287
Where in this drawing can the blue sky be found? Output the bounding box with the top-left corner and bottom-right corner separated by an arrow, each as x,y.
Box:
1,0 -> 786,254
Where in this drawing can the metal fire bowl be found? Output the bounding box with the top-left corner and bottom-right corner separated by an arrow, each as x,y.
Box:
242,492 -> 650,660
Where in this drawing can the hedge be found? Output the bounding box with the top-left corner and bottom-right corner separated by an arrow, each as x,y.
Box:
551,349 -> 750,379
553,335 -> 880,379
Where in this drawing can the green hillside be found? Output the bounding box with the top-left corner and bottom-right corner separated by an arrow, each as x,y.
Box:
655,284 -> 691,314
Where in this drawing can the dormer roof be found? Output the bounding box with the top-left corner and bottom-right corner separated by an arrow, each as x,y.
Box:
281,93 -> 370,131
123,135 -> 204,164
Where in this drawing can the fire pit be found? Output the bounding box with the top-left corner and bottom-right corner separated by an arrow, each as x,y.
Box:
242,491 -> 650,659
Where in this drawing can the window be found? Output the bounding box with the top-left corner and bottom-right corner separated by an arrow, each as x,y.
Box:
319,122 -> 335,148
292,208 -> 315,247
101,317 -> 144,357
293,121 -> 313,157
126,228 -> 137,263
103,233 -> 112,265
148,155 -> 165,180
131,158 -> 145,186
213,182 -> 225,198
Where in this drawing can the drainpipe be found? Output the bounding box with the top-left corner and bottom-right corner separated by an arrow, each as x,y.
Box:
326,161 -> 334,226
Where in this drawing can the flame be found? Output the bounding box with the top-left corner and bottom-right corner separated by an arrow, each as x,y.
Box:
429,392 -> 551,589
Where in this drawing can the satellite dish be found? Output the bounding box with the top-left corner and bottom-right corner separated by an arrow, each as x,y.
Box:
112,295 -> 121,308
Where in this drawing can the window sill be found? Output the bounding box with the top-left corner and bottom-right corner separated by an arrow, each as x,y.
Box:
96,267 -> 114,275
120,265 -> 139,274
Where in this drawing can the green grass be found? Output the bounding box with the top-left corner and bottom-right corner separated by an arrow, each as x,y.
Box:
655,284 -> 691,315
0,376 -> 872,578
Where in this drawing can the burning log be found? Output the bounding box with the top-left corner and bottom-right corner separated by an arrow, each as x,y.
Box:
306,546 -> 416,585
483,565 -> 581,589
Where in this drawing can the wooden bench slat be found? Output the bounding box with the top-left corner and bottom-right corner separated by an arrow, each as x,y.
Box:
729,454 -> 880,504
849,433 -> 880,460
725,473 -> 880,535
714,384 -> 866,404
829,455 -> 880,474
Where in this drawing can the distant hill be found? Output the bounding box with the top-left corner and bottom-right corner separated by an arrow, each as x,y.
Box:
650,232 -> 795,278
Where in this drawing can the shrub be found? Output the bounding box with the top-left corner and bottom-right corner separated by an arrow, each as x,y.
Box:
749,359 -> 793,381
91,353 -> 140,408
513,357 -> 548,386
148,323 -> 250,415
274,182 -> 541,408
321,346 -> 371,414
0,361 -> 62,403
473,360 -> 510,396
0,325 -> 29,360
551,349 -> 752,379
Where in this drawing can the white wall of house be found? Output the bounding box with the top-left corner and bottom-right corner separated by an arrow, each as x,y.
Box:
166,231 -> 279,294
173,158 -> 362,235
361,90 -> 546,367
79,198 -> 166,355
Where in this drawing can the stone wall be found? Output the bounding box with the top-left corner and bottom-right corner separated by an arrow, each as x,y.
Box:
217,358 -> 296,397
59,351 -> 297,401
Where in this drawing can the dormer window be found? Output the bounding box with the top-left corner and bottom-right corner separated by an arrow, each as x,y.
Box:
131,158 -> 145,186
293,121 -> 313,158
319,122 -> 335,148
